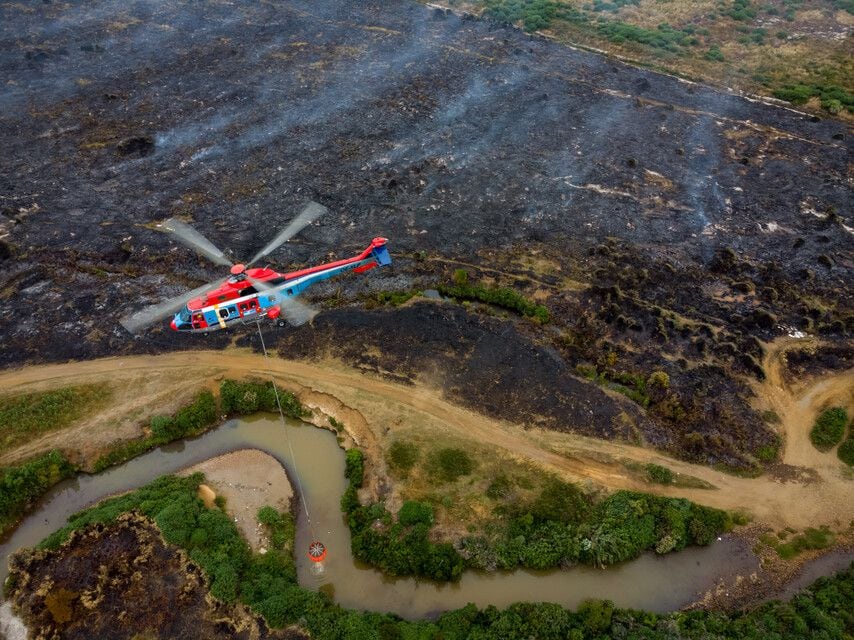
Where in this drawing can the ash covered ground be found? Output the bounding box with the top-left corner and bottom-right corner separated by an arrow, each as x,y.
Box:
1,0 -> 851,466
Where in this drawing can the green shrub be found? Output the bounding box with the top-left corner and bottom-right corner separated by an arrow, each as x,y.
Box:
0,450 -> 75,535
220,379 -> 305,418
398,501 -> 434,526
328,416 -> 345,432
344,449 -> 365,488
644,463 -> 674,484
705,46 -> 725,62
428,448 -> 475,482
387,440 -> 419,472
837,439 -> 854,466
809,407 -> 848,451
257,505 -> 295,551
530,478 -> 590,524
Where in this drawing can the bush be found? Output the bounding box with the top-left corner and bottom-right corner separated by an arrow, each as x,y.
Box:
344,449 -> 365,488
398,501 -> 434,526
837,439 -> 854,466
387,440 -> 419,472
0,450 -> 75,535
705,46 -> 725,62
644,463 -> 674,484
220,379 -> 305,418
530,478 -> 590,524
810,407 -> 848,451
428,448 -> 475,482
257,505 -> 295,551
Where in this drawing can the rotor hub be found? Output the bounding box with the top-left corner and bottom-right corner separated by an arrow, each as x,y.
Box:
230,263 -> 246,276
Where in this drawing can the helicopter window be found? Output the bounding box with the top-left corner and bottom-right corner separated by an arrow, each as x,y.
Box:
287,288 -> 294,295
178,309 -> 191,323
219,308 -> 230,319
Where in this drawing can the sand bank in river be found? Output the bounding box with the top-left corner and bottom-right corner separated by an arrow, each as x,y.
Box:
179,449 -> 293,552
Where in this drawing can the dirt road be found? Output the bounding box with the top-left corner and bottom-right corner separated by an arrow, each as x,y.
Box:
0,344 -> 851,531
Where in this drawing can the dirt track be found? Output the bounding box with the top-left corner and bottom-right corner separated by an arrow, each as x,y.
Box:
1,346 -> 851,532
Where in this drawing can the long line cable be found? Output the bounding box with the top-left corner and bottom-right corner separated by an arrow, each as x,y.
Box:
255,320 -> 316,537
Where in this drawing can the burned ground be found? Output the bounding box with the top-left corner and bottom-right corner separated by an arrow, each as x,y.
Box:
6,513 -> 297,640
0,1 -> 850,467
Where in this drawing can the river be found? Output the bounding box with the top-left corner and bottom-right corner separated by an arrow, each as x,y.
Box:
0,415 -> 775,619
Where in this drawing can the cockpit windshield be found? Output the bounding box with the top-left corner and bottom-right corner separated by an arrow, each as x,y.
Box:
178,308 -> 191,323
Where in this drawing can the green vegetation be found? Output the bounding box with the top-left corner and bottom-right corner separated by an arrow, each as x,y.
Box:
328,416 -> 345,432
258,505 -> 295,551
428,447 -> 476,482
484,0 -> 576,31
576,364 -> 656,408
464,484 -> 731,569
596,20 -> 698,54
220,379 -> 306,418
761,526 -> 835,560
369,290 -> 422,307
0,450 -> 75,535
93,391 -> 218,472
438,272 -> 550,323
398,500 -> 435,526
94,380 -> 306,472
0,384 -> 110,454
387,440 -> 420,473
838,439 -> 854,466
342,447 -> 463,580
773,84 -> 853,114
31,471 -> 854,638
809,407 -> 848,451
345,446 -> 730,579
644,463 -> 674,484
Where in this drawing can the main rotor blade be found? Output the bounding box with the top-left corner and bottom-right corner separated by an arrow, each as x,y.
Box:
246,275 -> 319,326
119,280 -> 220,334
247,201 -> 328,267
161,218 -> 232,267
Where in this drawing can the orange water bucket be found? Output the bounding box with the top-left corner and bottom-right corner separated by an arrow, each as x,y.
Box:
308,540 -> 327,563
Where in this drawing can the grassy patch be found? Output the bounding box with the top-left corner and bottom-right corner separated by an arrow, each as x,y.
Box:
427,447 -> 476,482
0,450 -> 76,536
762,526 -> 836,560
0,384 -> 111,454
438,271 -> 550,323
644,463 -> 674,484
386,440 -> 420,474
809,407 -> 848,451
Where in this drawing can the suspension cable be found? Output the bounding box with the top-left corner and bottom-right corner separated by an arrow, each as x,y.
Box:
255,320 -> 316,535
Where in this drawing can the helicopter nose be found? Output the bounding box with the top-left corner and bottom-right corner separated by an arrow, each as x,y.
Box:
170,318 -> 177,331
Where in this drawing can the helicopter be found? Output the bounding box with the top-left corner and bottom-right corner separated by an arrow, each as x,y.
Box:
119,201 -> 391,334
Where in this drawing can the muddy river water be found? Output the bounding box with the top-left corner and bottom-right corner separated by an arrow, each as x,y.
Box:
0,415 -> 810,619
